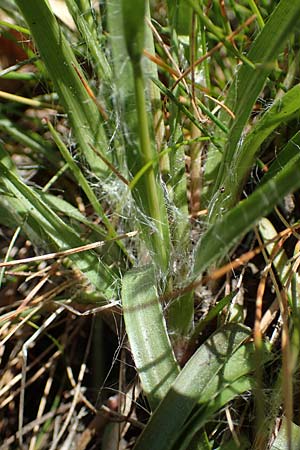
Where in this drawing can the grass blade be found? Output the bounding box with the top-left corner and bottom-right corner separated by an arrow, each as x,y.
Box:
210,83 -> 300,214
204,0 -> 300,213
122,265 -> 180,410
261,131 -> 300,185
108,0 -> 171,272
192,150 -> 300,279
65,0 -> 111,82
14,0 -> 109,177
47,120 -> 130,260
133,324 -> 250,450
0,160 -> 117,295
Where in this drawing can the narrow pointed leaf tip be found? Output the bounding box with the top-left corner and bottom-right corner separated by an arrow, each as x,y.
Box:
121,0 -> 146,63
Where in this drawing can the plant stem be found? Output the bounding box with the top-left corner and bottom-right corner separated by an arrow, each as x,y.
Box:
132,61 -> 169,271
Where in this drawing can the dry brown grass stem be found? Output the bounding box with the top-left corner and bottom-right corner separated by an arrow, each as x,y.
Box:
0,231 -> 138,268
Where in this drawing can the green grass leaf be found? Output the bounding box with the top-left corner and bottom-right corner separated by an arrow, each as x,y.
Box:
121,265 -> 180,410
15,0 -> 109,177
121,0 -> 145,64
210,83 -> 300,215
205,0 -> 300,213
47,120 -> 129,263
65,0 -> 111,82
261,130 -> 300,185
0,160 -> 117,296
107,0 -> 171,272
133,324 -> 251,450
192,150 -> 300,279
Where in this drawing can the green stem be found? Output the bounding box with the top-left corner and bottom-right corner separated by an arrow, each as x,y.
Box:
15,0 -> 109,178
133,62 -> 169,271
187,0 -> 255,69
247,0 -> 265,29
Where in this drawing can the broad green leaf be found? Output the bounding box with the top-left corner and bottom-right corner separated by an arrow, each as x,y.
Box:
133,324 -> 250,450
175,342 -> 271,450
122,265 -> 180,410
176,377 -> 253,450
167,291 -> 194,344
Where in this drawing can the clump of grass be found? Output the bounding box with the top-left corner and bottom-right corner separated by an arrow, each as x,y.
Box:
1,1 -> 300,449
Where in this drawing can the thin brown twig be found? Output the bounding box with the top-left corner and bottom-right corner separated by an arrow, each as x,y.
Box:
89,144 -> 130,185
49,316 -> 93,450
161,223 -> 300,303
29,360 -> 58,450
0,277 -> 76,323
19,307 -> 64,448
171,14 -> 257,92
71,62 -> 108,121
0,404 -> 72,448
146,16 -> 205,123
0,231 -> 138,268
204,93 -> 236,119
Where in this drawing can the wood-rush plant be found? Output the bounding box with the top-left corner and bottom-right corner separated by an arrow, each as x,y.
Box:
1,0 -> 300,448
